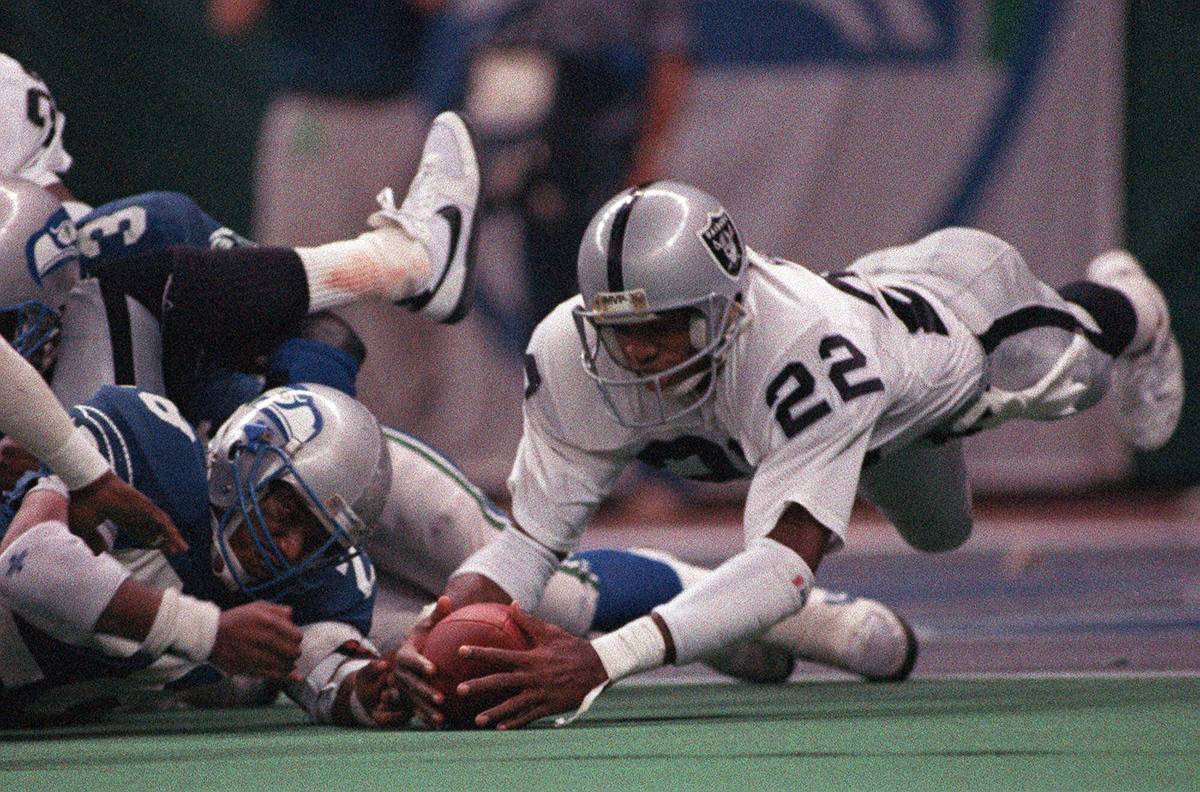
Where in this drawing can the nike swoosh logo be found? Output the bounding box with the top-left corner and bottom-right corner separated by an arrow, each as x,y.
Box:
405,205 -> 461,310
431,205 -> 462,290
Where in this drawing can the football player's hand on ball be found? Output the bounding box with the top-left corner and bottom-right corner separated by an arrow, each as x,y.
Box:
393,595 -> 455,727
456,604 -> 607,730
376,645 -> 444,728
349,651 -> 429,728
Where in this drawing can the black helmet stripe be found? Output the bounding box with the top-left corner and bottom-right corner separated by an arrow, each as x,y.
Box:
605,182 -> 654,292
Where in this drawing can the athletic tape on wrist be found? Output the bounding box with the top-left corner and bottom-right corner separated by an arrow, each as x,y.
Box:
142,587 -> 221,663
590,615 -> 667,682
454,528 -> 559,609
553,619 -> 666,728
45,426 -> 110,491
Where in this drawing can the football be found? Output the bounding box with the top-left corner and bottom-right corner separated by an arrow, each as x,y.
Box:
421,603 -> 532,729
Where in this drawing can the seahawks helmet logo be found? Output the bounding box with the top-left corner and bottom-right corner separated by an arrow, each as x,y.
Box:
26,207 -> 78,285
251,388 -> 324,445
698,210 -> 743,279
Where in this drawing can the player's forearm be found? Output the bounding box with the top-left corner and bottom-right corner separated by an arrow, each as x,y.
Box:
450,524 -> 561,609
443,572 -> 514,608
0,340 -> 109,489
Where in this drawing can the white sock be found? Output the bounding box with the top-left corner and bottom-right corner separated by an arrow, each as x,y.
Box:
296,227 -> 431,312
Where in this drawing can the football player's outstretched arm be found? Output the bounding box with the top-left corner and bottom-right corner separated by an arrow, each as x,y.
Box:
0,481 -> 299,677
287,625 -> 441,728
456,505 -> 832,730
0,340 -> 186,553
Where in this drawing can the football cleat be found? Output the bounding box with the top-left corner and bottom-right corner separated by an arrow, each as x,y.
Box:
1086,250 -> 1184,451
370,111 -> 481,324
764,589 -> 919,682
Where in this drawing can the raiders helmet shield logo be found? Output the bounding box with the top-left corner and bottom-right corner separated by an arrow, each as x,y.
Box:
697,210 -> 743,279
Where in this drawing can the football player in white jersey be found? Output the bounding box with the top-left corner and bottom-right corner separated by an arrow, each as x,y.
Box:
400,181 -> 1184,729
0,54 -> 72,197
0,57 -> 921,705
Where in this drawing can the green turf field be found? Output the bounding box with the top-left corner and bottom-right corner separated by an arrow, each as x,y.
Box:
2,676 -> 1196,791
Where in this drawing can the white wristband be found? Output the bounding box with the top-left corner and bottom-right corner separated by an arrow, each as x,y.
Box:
45,427 -> 111,491
590,615 -> 667,682
142,587 -> 221,663
553,617 -> 667,729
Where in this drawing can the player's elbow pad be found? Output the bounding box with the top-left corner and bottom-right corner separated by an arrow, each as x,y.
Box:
653,536 -> 813,665
0,520 -> 129,643
453,527 -> 560,610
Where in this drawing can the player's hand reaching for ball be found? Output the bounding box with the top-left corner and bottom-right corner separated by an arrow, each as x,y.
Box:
375,645 -> 445,728
393,595 -> 455,728
210,601 -> 302,682
344,649 -> 432,728
69,470 -> 188,555
457,604 -> 607,730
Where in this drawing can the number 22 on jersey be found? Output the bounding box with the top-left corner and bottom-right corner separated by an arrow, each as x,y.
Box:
765,334 -> 883,439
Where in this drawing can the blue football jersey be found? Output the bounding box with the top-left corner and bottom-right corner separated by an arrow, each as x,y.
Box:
0,386 -> 376,697
73,191 -> 249,274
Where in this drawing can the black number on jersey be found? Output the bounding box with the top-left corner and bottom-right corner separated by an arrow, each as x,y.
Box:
637,435 -> 751,482
820,334 -> 885,401
823,271 -> 948,336
766,335 -> 883,439
25,88 -> 58,148
765,361 -> 832,438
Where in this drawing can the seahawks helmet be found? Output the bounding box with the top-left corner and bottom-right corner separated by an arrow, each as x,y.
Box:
572,181 -> 749,427
0,177 -> 80,372
208,384 -> 391,597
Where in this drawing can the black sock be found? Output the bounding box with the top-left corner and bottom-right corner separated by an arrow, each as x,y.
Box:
90,246 -> 313,415
1058,280 -> 1137,357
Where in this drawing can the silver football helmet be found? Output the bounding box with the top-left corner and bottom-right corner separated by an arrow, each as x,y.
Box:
572,181 -> 750,427
207,384 -> 392,596
0,177 -> 80,371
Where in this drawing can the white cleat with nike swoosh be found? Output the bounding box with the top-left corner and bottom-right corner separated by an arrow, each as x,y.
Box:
370,111 -> 481,324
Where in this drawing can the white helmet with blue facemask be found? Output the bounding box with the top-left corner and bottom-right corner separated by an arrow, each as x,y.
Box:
0,176 -> 80,373
207,384 -> 391,597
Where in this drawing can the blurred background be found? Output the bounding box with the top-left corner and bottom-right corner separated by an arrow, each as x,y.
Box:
2,0 -> 1196,509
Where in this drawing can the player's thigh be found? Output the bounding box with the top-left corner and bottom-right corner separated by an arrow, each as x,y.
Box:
859,439 -> 973,553
365,430 -> 510,593
852,228 -> 1111,399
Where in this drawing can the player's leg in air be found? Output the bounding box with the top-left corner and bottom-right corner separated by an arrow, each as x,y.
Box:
851,229 -> 1183,555
67,112 -> 481,418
